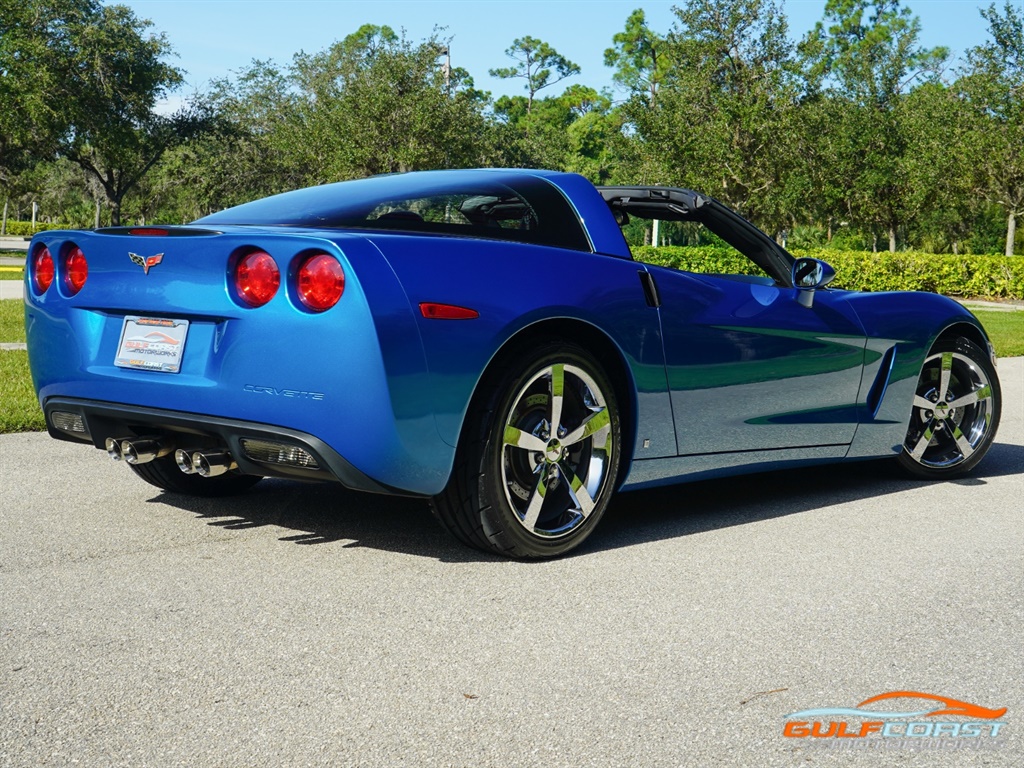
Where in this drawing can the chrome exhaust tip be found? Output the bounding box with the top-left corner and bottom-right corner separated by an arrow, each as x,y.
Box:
105,437 -> 131,461
175,449 -> 197,475
122,437 -> 174,465
192,450 -> 237,477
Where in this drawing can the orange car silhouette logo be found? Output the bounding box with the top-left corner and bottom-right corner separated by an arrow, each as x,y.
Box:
783,691 -> 1007,743
126,331 -> 180,346
786,691 -> 1007,721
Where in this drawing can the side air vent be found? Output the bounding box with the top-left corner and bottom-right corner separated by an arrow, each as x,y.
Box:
866,346 -> 898,419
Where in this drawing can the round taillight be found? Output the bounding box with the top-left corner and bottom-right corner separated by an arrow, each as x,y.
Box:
234,250 -> 280,307
33,246 -> 55,294
297,253 -> 345,311
64,245 -> 88,295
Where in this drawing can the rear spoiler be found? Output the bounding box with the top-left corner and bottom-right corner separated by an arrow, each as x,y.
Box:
94,226 -> 222,237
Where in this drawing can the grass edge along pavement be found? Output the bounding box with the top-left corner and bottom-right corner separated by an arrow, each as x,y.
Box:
1,298 -> 1021,435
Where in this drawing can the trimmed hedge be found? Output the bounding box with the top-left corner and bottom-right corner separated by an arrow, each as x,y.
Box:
632,246 -> 1024,300
0,221 -> 68,237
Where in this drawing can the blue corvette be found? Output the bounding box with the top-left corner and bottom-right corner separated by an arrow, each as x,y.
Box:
25,169 -> 1001,557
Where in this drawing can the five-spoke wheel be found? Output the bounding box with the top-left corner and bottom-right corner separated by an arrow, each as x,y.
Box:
432,341 -> 621,558
500,362 -> 614,540
897,337 -> 1000,478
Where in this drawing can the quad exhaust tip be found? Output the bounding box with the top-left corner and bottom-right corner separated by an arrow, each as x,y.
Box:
122,438 -> 173,465
107,436 -> 173,464
175,449 -> 197,475
191,450 -> 237,477
110,441 -> 238,478
105,437 -> 130,461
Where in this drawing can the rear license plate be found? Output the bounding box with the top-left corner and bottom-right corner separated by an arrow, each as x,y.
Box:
114,316 -> 189,373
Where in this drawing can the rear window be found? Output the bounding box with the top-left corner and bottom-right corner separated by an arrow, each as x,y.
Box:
196,172 -> 592,252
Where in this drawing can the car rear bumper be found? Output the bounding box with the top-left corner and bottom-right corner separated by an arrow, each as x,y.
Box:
42,397 -> 422,496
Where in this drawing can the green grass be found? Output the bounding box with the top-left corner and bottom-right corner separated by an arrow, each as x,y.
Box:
0,299 -> 41,431
0,250 -> 27,281
0,299 -> 1020,435
0,299 -> 26,342
974,310 -> 1024,358
0,350 -> 44,432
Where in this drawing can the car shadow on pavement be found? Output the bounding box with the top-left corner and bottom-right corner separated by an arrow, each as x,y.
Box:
148,440 -> 1024,561
589,440 -> 1023,555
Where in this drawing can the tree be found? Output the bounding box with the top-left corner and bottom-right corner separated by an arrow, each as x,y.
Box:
288,26 -> 493,181
604,9 -> 669,106
0,0 -> 209,224
168,60 -> 305,217
0,0 -> 83,181
800,0 -> 948,251
290,25 -> 493,182
489,85 -> 625,180
625,0 -> 802,235
958,2 -> 1024,256
489,36 -> 580,114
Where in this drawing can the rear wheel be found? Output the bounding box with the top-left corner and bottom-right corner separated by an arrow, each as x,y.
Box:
432,341 -> 622,558
128,454 -> 262,497
896,336 -> 1000,479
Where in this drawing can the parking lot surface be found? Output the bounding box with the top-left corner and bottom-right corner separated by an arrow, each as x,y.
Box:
2,358 -> 1021,767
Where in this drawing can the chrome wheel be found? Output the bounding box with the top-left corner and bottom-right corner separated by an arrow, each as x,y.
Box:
500,363 -> 613,539
431,340 -> 621,558
899,337 -> 1000,477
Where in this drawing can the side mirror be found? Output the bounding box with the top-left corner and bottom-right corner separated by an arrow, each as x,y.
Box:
791,257 -> 836,308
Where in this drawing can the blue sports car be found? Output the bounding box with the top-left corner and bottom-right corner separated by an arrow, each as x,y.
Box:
25,169 -> 1001,557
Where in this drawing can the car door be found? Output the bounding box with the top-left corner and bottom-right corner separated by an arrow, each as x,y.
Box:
648,265 -> 868,456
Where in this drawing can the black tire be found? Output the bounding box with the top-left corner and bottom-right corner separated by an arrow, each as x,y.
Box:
432,340 -> 622,558
896,336 -> 1001,479
128,454 -> 263,497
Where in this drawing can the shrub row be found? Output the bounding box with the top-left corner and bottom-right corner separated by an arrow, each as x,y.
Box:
0,221 -> 68,237
632,246 -> 1024,300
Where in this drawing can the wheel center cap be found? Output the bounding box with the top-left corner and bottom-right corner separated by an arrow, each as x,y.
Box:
545,439 -> 562,462
935,402 -> 950,419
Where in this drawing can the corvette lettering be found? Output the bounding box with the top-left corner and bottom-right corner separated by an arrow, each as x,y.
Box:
244,384 -> 325,400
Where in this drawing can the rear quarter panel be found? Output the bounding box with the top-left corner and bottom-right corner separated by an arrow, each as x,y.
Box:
363,233 -> 672,463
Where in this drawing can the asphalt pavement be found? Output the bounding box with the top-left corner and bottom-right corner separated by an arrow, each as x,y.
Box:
1,360 -> 1022,767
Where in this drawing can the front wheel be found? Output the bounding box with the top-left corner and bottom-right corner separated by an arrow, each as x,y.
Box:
432,341 -> 622,558
896,336 -> 1001,479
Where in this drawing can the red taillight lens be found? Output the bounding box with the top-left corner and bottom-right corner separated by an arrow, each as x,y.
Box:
297,253 -> 345,311
32,246 -> 55,294
234,250 -> 280,307
129,228 -> 169,236
64,245 -> 88,295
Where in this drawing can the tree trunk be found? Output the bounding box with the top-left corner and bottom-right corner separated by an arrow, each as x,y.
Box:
888,224 -> 897,253
827,217 -> 833,242
1007,212 -> 1017,257
111,198 -> 122,227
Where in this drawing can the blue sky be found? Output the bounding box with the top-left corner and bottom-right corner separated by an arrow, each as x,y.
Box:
114,0 -> 1003,108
